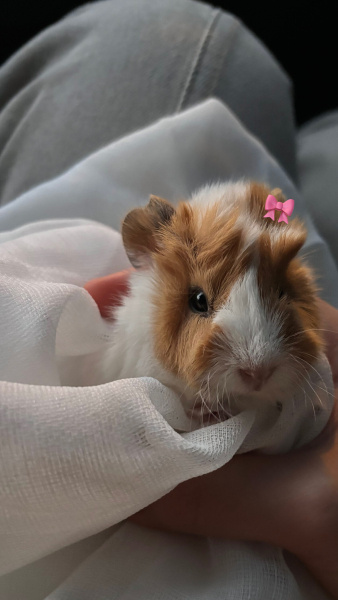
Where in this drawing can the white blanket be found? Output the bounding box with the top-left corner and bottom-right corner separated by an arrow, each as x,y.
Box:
0,100 -> 336,599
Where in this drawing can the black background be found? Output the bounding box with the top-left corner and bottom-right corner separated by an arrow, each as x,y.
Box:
0,0 -> 333,126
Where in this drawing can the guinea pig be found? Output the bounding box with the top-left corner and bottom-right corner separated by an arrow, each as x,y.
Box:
94,180 -> 324,425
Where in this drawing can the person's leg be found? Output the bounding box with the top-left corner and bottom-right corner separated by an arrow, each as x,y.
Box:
298,111 -> 338,266
0,0 -> 296,207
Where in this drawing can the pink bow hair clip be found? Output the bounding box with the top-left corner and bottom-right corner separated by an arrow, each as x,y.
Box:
263,194 -> 295,224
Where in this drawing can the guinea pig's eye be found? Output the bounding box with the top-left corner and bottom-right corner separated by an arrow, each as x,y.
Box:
189,288 -> 209,314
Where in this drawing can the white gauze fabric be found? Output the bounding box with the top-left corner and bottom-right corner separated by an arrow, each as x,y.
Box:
0,100 -> 336,600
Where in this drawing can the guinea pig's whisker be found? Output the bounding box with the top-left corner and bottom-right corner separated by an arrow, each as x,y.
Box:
306,372 -> 333,400
185,392 -> 198,431
292,354 -> 329,405
176,379 -> 206,431
202,368 -> 227,424
293,372 -> 307,409
221,380 -> 231,417
214,378 -> 228,421
205,378 -> 212,427
299,376 -> 317,419
287,363 -> 304,387
201,391 -> 211,423
214,380 -> 220,420
305,379 -> 324,411
222,371 -> 236,416
295,351 -> 333,397
314,385 -> 335,399
220,384 -> 232,418
286,364 -> 305,414
303,386 -> 317,419
200,395 -> 208,428
297,349 -> 325,363
198,381 -> 220,427
285,328 -> 338,343
176,380 -> 193,404
292,370 -> 308,413
295,353 -> 326,378
196,391 -> 204,428
291,356 -> 323,416
288,356 -> 314,414
217,372 -> 231,416
290,365 -> 303,410
206,372 -> 211,402
196,389 -> 207,426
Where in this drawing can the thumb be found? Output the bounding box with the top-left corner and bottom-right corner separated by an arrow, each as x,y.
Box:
84,269 -> 134,318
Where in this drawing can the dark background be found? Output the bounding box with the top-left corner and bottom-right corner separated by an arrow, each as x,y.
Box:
0,0 -> 333,126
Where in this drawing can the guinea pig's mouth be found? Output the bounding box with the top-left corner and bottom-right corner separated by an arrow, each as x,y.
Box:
187,394 -> 283,425
185,374 -> 286,424
186,400 -> 232,425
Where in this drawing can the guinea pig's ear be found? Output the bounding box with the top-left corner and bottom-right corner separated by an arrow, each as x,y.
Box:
122,195 -> 175,268
270,187 -> 284,201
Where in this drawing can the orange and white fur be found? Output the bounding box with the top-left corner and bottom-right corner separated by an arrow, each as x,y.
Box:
94,181 -> 326,424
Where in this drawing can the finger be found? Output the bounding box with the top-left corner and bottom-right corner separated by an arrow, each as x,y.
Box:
84,269 -> 134,317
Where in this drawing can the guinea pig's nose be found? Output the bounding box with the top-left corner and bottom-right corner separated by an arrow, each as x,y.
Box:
238,366 -> 276,391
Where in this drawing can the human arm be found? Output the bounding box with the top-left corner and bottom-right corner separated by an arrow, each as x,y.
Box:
130,398 -> 338,599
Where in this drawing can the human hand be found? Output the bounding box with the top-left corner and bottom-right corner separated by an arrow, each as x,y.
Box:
281,396 -> 338,599
282,298 -> 338,598
255,298 -> 338,597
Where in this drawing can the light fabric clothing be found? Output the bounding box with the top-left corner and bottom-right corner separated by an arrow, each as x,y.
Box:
0,99 -> 335,600
0,0 -> 297,209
